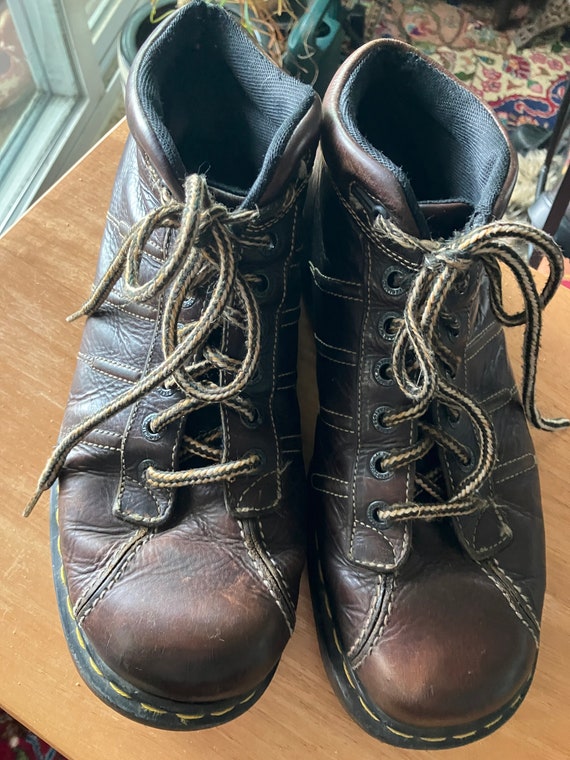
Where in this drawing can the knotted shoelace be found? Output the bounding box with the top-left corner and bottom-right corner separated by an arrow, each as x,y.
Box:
26,173 -> 295,516
368,217 -> 569,525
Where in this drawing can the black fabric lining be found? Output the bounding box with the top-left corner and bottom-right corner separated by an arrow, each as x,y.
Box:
135,1 -> 315,204
340,45 -> 510,236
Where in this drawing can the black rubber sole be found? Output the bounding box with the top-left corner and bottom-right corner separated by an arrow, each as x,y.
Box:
307,529 -> 535,749
50,487 -> 275,729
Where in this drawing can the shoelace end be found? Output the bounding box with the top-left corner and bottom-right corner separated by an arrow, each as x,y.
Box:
66,307 -> 87,323
23,488 -> 43,517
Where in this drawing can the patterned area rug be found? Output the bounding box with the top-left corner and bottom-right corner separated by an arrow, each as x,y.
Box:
364,0 -> 570,131
0,712 -> 64,760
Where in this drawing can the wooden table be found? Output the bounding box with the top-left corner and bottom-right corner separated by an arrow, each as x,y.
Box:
0,121 -> 569,760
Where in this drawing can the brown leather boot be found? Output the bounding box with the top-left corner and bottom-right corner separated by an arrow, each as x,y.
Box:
27,2 -> 320,728
308,39 -> 567,748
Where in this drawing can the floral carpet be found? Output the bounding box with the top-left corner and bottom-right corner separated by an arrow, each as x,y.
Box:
0,713 -> 64,760
364,0 -> 570,131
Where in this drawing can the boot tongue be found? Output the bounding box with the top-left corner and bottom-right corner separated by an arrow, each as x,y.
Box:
419,200 -> 475,239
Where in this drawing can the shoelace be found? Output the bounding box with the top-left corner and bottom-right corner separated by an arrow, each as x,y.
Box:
369,217 -> 569,525
25,173 -> 294,515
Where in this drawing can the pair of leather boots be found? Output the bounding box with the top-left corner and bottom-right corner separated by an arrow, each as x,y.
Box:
27,1 -> 567,748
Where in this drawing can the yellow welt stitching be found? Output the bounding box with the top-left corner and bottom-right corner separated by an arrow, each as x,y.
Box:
484,715 -> 503,729
59,565 -> 65,584
324,592 -> 332,619
239,691 -> 256,705
317,561 -> 324,585
342,660 -> 355,688
176,713 -> 205,721
66,595 -> 73,618
332,628 -> 342,653
141,703 -> 167,715
88,657 -> 103,676
109,682 -> 131,699
210,705 -> 236,717
510,694 -> 523,708
419,736 -> 447,743
75,627 -> 86,650
357,696 -> 379,722
57,535 -> 61,556
385,723 -> 414,739
452,731 -> 477,740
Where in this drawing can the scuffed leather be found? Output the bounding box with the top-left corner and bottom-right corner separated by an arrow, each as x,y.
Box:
57,94 -> 320,704
309,40 -> 543,729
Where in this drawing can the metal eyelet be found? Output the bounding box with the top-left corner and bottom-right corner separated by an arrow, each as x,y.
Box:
367,500 -> 393,529
381,266 -> 409,297
183,295 -> 196,309
369,451 -> 393,480
352,185 -> 390,220
378,312 -> 400,342
137,458 -> 157,482
251,274 -> 272,298
373,358 -> 394,386
157,385 -> 175,398
240,406 -> 263,429
141,413 -> 164,441
244,448 -> 267,471
372,406 -> 392,431
373,204 -> 389,219
263,232 -> 279,256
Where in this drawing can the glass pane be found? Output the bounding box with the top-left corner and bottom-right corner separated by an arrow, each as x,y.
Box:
85,0 -> 101,20
0,0 -> 37,148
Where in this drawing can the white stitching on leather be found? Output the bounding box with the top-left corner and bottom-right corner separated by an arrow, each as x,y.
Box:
354,575 -> 396,671
314,334 -> 357,355
257,519 -> 296,621
308,260 -> 360,287
236,519 -> 293,635
312,473 -> 349,485
106,301 -> 155,323
320,417 -> 353,434
479,562 -> 539,646
320,405 -> 353,420
494,464 -> 537,485
490,559 -> 540,630
77,354 -> 134,385
347,575 -> 383,659
78,532 -> 153,624
78,352 -> 141,376
78,440 -> 121,453
465,325 -> 502,363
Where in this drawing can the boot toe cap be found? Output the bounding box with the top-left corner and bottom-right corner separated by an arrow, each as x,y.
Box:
75,547 -> 291,704
354,571 -> 538,730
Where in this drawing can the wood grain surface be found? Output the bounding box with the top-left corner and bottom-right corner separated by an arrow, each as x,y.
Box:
0,121 -> 568,760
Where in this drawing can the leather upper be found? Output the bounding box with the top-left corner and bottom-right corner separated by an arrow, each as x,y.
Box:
56,3 -> 320,703
309,40 -> 543,729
